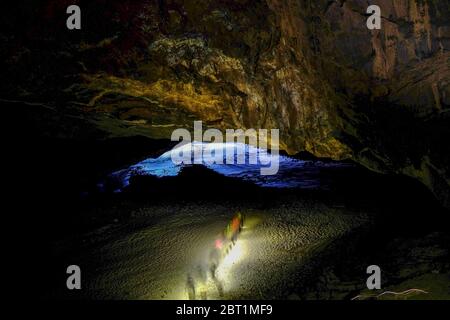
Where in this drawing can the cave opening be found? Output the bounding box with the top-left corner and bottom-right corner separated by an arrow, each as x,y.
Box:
9,0 -> 449,303
29,137 -> 447,300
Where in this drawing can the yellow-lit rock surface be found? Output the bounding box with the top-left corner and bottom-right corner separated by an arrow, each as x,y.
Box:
3,0 -> 449,206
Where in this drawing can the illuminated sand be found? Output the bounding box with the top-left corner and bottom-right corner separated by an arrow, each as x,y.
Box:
66,202 -> 369,299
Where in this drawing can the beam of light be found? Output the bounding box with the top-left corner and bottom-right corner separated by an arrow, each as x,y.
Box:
169,241 -> 247,300
216,240 -> 247,286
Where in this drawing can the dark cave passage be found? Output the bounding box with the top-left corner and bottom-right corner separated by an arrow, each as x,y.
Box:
30,136 -> 449,300
6,0 -> 449,305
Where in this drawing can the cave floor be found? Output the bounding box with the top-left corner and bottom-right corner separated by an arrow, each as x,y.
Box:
47,192 -> 449,300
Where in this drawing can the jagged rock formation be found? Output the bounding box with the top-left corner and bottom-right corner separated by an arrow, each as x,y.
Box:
2,0 -> 449,206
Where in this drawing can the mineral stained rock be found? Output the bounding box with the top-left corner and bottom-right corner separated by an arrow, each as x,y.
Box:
2,0 -> 449,206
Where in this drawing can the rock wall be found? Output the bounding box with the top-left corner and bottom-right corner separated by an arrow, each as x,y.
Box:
2,0 -> 449,206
